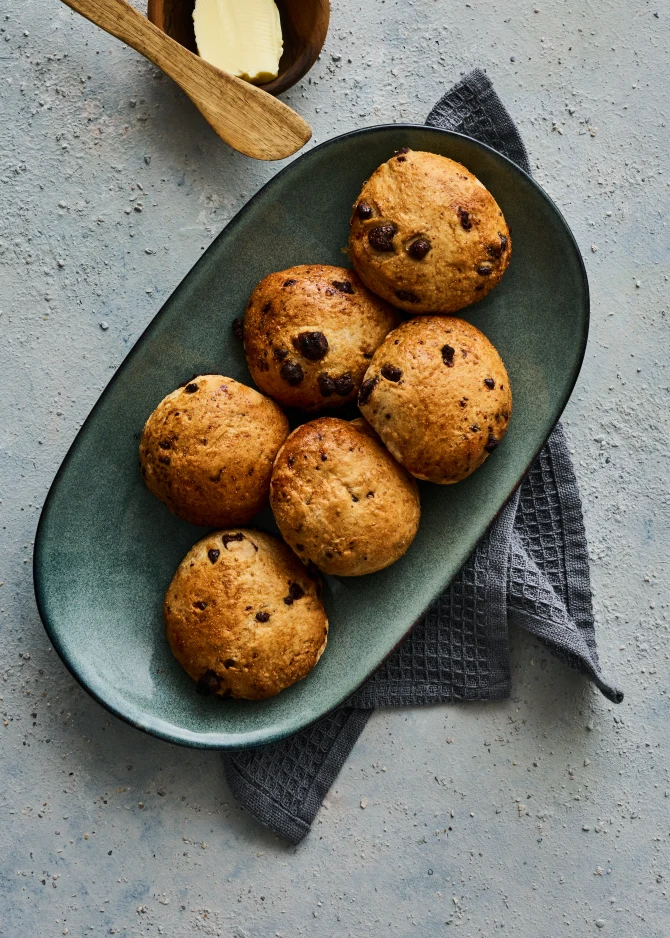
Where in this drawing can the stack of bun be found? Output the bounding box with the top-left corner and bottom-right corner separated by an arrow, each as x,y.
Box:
139,150 -> 513,700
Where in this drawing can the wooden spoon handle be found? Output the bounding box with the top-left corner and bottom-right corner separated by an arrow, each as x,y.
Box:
59,0 -> 312,160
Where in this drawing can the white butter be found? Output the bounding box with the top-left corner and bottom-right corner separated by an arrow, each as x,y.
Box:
193,0 -> 283,85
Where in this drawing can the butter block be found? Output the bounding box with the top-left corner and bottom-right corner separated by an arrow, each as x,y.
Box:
193,0 -> 284,85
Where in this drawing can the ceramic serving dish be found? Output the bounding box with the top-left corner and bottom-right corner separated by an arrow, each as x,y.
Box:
34,126 -> 589,749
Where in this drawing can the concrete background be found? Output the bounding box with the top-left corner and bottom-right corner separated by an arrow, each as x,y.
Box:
1,0 -> 668,934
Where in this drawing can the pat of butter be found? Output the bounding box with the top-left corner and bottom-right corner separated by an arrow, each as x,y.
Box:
193,0 -> 283,85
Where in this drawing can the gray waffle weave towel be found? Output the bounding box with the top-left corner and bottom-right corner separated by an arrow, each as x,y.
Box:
223,70 -> 623,845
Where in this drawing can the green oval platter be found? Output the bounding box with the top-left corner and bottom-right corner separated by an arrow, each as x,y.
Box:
33,126 -> 589,749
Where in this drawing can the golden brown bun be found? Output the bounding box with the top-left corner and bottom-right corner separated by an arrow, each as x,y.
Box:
270,417 -> 420,576
358,317 -> 512,484
243,265 -> 400,411
164,529 -> 327,700
349,149 -> 511,314
139,375 -> 289,527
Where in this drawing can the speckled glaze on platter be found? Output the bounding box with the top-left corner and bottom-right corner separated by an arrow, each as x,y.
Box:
33,126 -> 589,750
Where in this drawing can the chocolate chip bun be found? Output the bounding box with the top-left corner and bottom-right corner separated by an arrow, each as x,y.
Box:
139,375 -> 289,527
358,317 -> 512,484
242,265 -> 400,411
349,149 -> 511,314
270,417 -> 420,576
164,529 -> 328,700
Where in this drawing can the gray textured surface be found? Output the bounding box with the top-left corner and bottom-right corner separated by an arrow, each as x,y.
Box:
0,0 -> 668,934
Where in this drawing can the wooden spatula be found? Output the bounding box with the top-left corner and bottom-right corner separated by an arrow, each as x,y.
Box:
59,0 -> 312,160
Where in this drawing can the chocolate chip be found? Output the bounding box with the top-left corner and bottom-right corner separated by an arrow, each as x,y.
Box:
470,425 -> 480,433
485,433 -> 500,453
396,156 -> 407,162
262,302 -> 272,315
184,383 -> 198,394
484,377 -> 495,389
477,266 -> 493,276
368,224 -> 397,252
273,346 -> 289,361
442,344 -> 455,367
408,238 -> 431,260
334,373 -> 354,396
158,455 -> 170,466
293,331 -> 328,361
394,147 -> 410,155
232,317 -> 244,342
474,284 -> 484,292
295,544 -> 304,551
207,549 -> 220,564
223,659 -> 236,669
396,289 -> 420,303
280,361 -> 304,386
255,611 -> 271,622
321,453 -> 327,461
352,495 -> 359,502
486,243 -> 502,260
196,670 -> 221,696
358,376 -> 378,405
283,596 -> 294,606
459,398 -> 468,407
289,582 -> 305,600
318,374 -> 336,397
356,201 -> 373,220
159,440 -> 171,450
222,532 -> 244,548
366,491 -> 375,498
283,279 -> 297,287
381,363 -> 402,382
332,280 -> 355,294
457,207 -> 472,231
499,233 -> 508,252
194,601 -> 207,610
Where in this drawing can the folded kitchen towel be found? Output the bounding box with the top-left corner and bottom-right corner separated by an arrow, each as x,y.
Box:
222,70 -> 623,846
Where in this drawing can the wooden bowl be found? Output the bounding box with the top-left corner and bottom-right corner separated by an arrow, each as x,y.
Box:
148,0 -> 330,96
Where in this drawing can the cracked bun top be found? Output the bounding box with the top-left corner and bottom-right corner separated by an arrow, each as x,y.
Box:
164,528 -> 328,700
242,265 -> 400,411
357,317 -> 512,484
139,375 -> 289,527
349,149 -> 511,314
270,417 -> 420,576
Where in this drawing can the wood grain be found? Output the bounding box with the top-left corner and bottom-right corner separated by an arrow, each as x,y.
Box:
148,0 -> 330,96
60,0 -> 312,160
